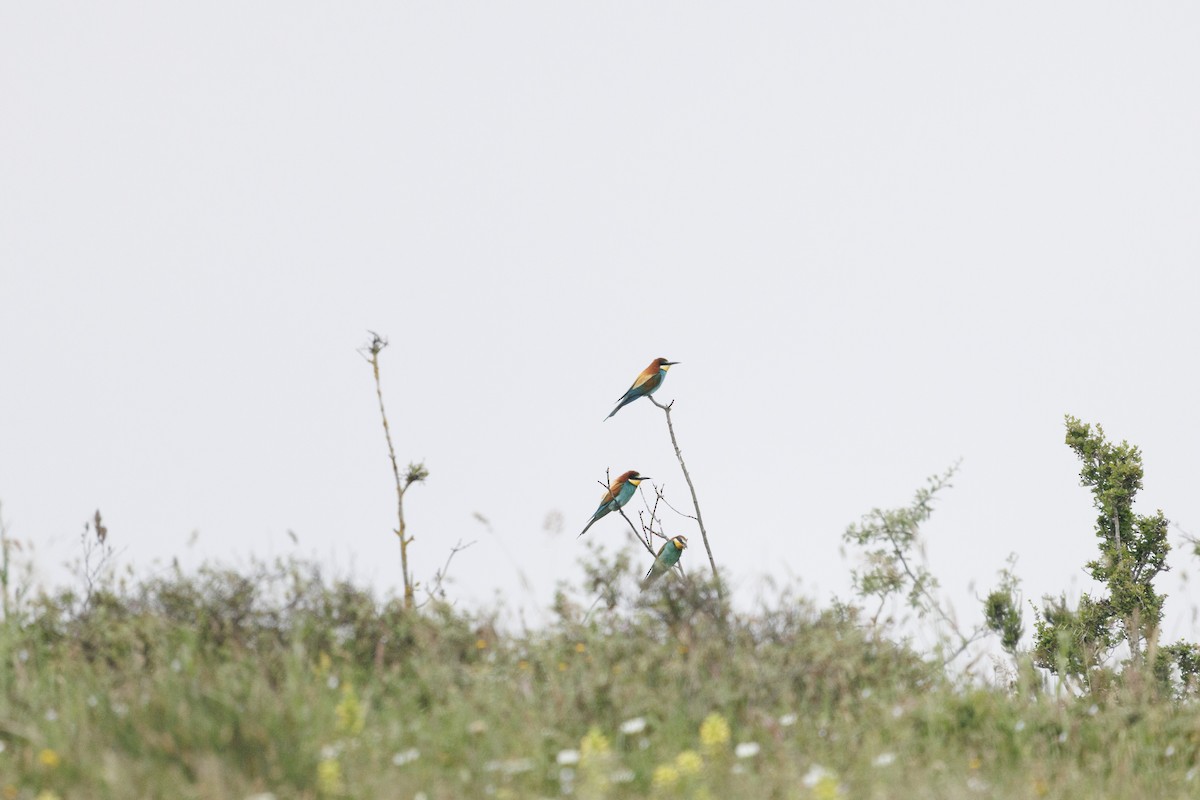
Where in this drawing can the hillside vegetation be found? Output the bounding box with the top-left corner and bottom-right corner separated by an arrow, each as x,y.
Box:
1,545 -> 1199,800
5,410 -> 1200,798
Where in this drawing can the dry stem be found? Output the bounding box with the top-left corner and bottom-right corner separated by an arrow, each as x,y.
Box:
361,331 -> 426,610
649,396 -> 720,591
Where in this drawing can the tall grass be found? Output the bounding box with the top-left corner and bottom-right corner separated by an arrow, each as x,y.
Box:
1,548 -> 1199,799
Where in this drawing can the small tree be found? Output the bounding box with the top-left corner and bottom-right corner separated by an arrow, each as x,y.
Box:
843,464 -> 989,662
1033,416 -> 1170,681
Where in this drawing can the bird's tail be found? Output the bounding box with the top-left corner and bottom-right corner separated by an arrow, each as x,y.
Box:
578,518 -> 596,537
605,396 -> 633,420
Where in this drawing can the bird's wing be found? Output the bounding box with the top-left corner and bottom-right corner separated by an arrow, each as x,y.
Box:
630,365 -> 660,391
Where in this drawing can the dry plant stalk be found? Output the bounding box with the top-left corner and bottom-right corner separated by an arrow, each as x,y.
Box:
648,396 -> 720,590
361,331 -> 428,610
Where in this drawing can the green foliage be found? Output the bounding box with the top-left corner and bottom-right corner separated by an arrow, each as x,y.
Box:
843,464 -> 1003,663
843,465 -> 957,621
1154,641 -> 1200,699
983,566 -> 1024,657
4,552 -> 1200,798
1034,417 -> 1173,682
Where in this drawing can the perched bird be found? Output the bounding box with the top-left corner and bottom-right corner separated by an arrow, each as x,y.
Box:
578,470 -> 649,537
641,535 -> 688,589
605,358 -> 680,420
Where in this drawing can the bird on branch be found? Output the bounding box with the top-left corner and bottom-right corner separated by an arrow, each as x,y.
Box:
605,358 -> 679,419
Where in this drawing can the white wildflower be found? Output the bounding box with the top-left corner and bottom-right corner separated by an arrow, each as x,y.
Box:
619,717 -> 647,735
392,748 -> 420,766
735,742 -> 761,759
610,768 -> 635,784
803,765 -> 833,788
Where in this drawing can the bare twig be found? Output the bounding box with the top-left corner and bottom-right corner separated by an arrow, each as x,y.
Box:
653,484 -> 698,522
635,485 -> 670,546
648,396 -> 720,590
79,509 -> 115,608
618,506 -> 658,555
423,539 -> 477,604
360,331 -> 428,610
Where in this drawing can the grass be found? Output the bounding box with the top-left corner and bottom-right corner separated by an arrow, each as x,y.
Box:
1,547 -> 1199,799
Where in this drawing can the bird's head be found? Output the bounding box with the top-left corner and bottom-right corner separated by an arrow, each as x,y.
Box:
671,535 -> 688,551
621,470 -> 649,486
652,357 -> 680,371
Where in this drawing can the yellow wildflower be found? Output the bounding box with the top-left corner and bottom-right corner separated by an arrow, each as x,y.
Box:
699,713 -> 731,752
652,764 -> 681,790
580,727 -> 611,763
674,749 -> 703,775
334,684 -> 365,736
317,757 -> 343,795
813,775 -> 843,800
38,748 -> 60,768
314,651 -> 332,677
475,638 -> 488,650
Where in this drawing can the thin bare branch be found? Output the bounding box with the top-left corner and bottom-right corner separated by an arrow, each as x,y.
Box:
649,395 -> 720,592
362,330 -> 425,610
653,484 -> 698,522
422,539 -> 477,605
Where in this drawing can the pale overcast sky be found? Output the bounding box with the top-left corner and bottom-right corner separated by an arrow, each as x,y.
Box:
2,3 -> 1199,641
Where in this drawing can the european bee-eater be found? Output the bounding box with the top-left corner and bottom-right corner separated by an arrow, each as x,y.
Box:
641,535 -> 688,588
578,470 -> 649,537
605,358 -> 680,420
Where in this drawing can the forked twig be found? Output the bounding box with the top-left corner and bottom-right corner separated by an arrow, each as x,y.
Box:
649,396 -> 720,590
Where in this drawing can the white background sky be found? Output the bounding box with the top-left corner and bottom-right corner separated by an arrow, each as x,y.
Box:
3,3 -> 1199,643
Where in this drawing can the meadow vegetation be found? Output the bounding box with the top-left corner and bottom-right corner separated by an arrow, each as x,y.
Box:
3,396 -> 1200,798
1,534 -> 1200,798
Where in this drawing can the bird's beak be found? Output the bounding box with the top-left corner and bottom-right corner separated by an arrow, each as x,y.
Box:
665,361 -> 680,365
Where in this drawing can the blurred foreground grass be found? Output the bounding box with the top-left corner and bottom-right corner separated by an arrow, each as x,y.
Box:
1,550 -> 1199,799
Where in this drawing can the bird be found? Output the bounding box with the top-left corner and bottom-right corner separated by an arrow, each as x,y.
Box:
605,358 -> 680,419
578,470 -> 649,537
641,535 -> 688,589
